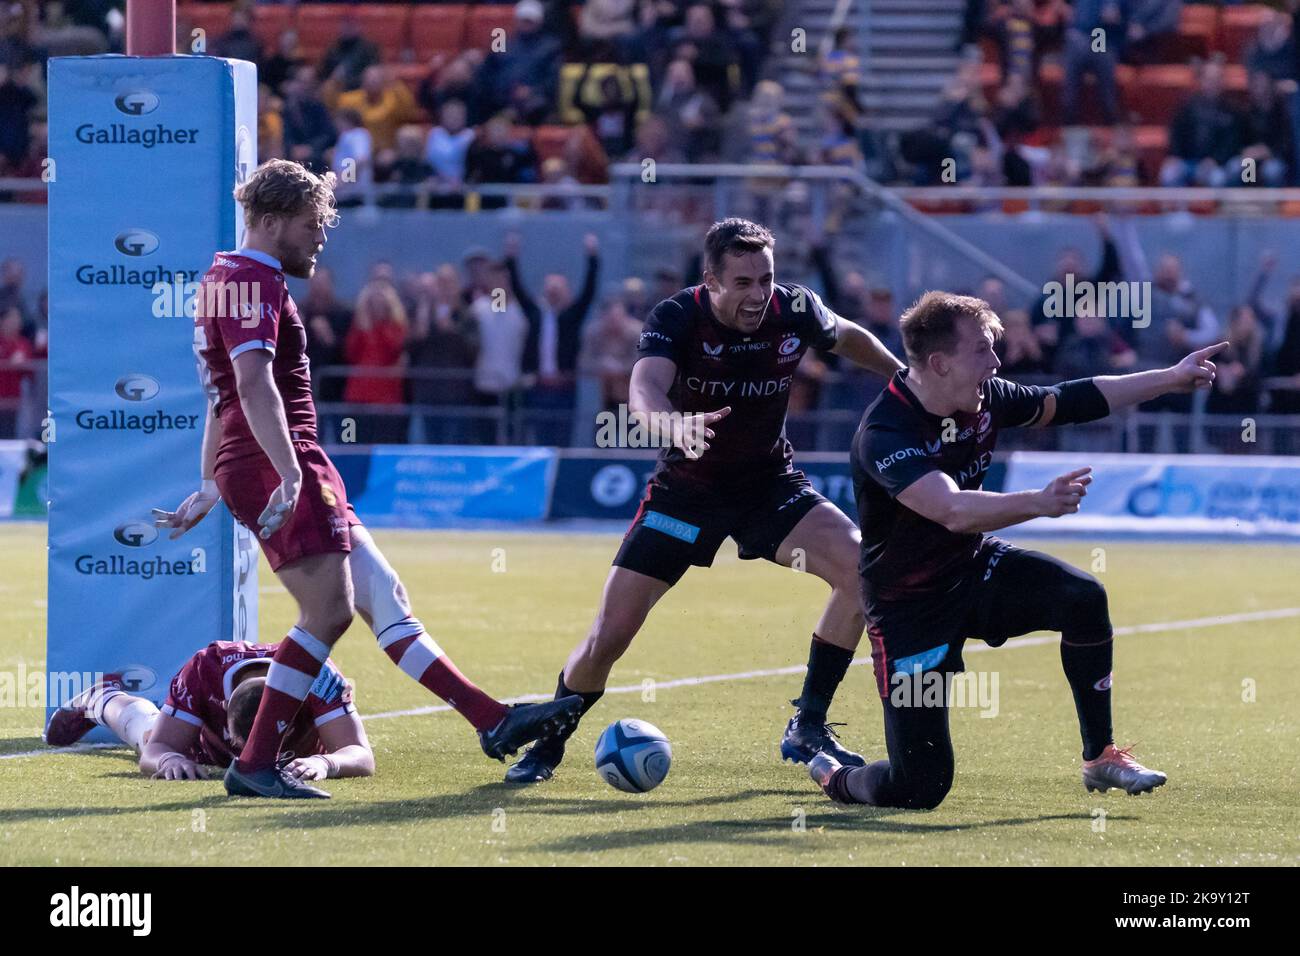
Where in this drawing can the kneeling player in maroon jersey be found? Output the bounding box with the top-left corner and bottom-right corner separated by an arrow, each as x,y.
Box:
44,640 -> 373,783
156,159 -> 580,798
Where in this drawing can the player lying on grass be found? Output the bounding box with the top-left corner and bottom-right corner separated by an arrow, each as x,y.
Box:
505,218 -> 905,784
809,291 -> 1225,808
44,640 -> 372,782
156,159 -> 581,799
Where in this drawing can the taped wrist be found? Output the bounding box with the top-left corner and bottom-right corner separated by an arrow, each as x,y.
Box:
1051,378 -> 1110,425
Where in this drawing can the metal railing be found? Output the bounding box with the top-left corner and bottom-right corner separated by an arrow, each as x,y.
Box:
311,363 -> 1300,455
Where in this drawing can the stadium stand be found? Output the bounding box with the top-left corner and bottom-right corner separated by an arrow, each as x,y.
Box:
1,1 -> 1298,456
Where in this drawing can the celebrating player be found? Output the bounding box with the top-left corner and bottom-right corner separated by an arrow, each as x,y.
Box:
809,291 -> 1225,808
504,218 -> 904,784
44,641 -> 374,782
157,159 -> 581,799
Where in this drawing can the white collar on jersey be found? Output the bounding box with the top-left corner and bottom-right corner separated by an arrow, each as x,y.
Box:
235,248 -> 283,271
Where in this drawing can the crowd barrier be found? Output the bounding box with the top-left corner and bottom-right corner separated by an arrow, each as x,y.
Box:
18,443 -> 1298,536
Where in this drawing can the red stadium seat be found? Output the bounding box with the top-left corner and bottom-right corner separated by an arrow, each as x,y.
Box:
251,4 -> 295,51
296,4 -> 353,62
411,5 -> 467,61
1217,4 -> 1271,63
355,5 -> 412,62
1125,65 -> 1195,125
1037,63 -> 1135,126
1176,4 -> 1217,58
1132,125 -> 1170,183
466,5 -> 515,51
178,3 -> 231,51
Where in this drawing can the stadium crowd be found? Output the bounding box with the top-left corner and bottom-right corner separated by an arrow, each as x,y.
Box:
10,4 -> 1300,198
5,210 -> 1295,444
907,1 -> 1300,190
1,3 -> 1299,447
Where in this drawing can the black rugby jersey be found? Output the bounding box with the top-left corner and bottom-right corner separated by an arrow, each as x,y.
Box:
852,368 -> 1059,600
636,283 -> 839,490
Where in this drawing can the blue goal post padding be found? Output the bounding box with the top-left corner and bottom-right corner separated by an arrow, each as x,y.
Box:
46,55 -> 260,737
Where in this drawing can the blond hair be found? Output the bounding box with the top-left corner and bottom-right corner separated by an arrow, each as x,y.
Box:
357,280 -> 409,329
234,159 -> 339,230
899,291 -> 1004,365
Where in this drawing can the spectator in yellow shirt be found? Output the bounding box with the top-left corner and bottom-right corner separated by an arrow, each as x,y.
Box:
334,66 -> 420,161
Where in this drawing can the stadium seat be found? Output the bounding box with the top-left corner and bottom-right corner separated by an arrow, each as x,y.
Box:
1222,63 -> 1249,104
296,4 -> 352,62
1132,125 -> 1170,182
1037,63 -> 1136,126
1217,5 -> 1270,63
178,3 -> 231,50
466,5 -> 515,51
251,4 -> 295,51
355,5 -> 412,62
411,5 -> 467,61
1125,65 -> 1195,126
1170,4 -> 1217,60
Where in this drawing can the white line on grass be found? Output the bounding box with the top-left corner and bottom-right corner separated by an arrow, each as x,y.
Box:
3,605 -> 1295,761
358,605 -> 1300,722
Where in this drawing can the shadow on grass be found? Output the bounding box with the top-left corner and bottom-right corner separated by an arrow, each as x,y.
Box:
520,810 -> 1135,854
0,792 -> 234,822
247,785 -> 812,830
0,738 -> 131,758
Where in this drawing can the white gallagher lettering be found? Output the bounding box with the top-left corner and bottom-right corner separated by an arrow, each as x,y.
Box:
49,886 -> 152,937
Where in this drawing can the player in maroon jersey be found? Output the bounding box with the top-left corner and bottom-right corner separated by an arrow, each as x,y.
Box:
506,219 -> 905,784
155,159 -> 580,798
44,641 -> 374,782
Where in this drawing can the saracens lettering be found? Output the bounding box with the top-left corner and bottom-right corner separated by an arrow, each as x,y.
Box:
74,123 -> 199,147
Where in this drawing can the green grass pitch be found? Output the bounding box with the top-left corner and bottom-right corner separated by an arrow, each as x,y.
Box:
1,523 -> 1296,866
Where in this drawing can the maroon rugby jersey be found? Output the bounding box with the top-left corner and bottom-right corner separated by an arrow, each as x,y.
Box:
161,640 -> 355,767
193,249 -> 318,470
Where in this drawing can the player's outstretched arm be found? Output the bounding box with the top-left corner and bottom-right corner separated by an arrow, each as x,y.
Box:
829,316 -> 905,378
139,714 -> 205,780
1092,341 -> 1227,412
232,350 -> 303,538
898,466 -> 1092,534
153,404 -> 223,538
283,713 -> 375,781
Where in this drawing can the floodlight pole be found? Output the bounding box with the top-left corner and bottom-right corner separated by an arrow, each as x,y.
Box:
126,0 -> 176,56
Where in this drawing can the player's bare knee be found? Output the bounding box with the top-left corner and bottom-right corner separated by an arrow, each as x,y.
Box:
306,599 -> 353,642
